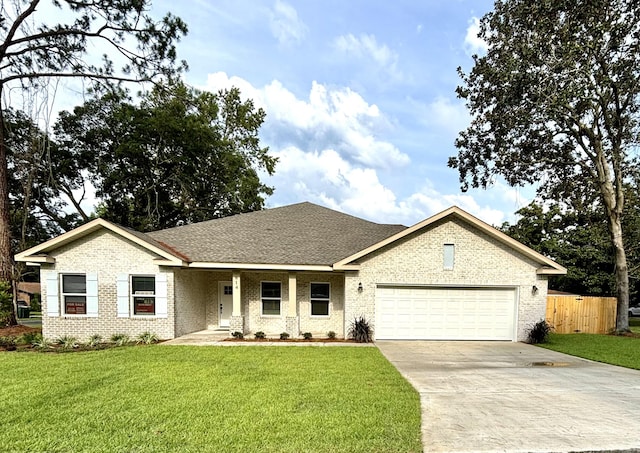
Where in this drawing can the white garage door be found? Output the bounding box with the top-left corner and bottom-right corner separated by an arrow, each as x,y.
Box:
375,286 -> 517,340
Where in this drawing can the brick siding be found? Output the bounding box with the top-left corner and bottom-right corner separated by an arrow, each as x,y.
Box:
343,218 -> 547,341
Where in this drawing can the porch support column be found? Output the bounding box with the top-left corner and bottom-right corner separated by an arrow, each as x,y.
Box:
286,272 -> 299,336
229,271 -> 245,334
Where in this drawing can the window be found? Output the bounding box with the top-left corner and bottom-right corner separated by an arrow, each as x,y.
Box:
444,244 -> 455,270
261,282 -> 281,316
62,274 -> 86,315
310,283 -> 330,316
132,276 -> 156,315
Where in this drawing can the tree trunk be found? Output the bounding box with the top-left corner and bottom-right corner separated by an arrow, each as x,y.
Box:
0,96 -> 18,326
608,211 -> 630,331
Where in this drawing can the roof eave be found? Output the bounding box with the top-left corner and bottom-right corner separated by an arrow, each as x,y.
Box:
537,267 -> 568,275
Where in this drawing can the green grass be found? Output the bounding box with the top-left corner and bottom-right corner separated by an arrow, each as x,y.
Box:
0,346 -> 422,453
539,332 -> 640,370
630,316 -> 640,334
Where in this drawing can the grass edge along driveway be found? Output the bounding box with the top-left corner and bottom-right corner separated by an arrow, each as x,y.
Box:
538,332 -> 640,370
0,346 -> 422,453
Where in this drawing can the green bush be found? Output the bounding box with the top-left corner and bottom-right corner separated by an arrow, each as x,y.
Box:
56,336 -> 79,350
30,294 -> 41,312
279,332 -> 290,340
327,331 -> 336,340
348,316 -> 373,343
87,334 -> 103,347
110,333 -> 131,346
302,332 -> 313,340
137,331 -> 159,344
527,320 -> 551,344
0,336 -> 17,350
231,331 -> 244,339
254,331 -> 266,340
33,336 -> 52,350
0,281 -> 14,327
19,331 -> 41,345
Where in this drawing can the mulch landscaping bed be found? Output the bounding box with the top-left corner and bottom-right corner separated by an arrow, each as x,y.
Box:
0,325 -> 40,337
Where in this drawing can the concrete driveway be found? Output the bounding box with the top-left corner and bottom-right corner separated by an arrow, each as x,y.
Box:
376,341 -> 640,453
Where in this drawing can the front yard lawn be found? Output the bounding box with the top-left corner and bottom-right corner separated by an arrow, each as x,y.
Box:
0,346 -> 422,453
539,332 -> 640,370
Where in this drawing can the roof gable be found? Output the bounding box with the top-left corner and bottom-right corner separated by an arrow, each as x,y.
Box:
333,206 -> 567,275
14,218 -> 186,266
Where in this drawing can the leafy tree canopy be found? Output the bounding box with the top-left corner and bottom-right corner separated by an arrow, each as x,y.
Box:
0,0 -> 189,321
52,82 -> 276,231
450,0 -> 640,330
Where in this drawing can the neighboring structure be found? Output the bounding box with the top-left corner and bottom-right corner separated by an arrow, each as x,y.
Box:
15,202 -> 566,342
17,282 -> 41,306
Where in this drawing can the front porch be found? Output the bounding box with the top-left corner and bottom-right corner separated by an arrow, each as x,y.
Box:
173,268 -> 346,339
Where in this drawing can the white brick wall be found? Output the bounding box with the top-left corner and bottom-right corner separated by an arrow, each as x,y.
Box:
343,218 -> 548,342
38,216 -> 549,343
41,230 -> 175,341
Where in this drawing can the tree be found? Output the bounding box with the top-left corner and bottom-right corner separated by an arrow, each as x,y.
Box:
53,82 -> 276,231
450,0 -> 640,331
0,0 -> 188,322
501,201 -> 617,296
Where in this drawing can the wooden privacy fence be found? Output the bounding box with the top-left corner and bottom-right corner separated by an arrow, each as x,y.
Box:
545,295 -> 617,334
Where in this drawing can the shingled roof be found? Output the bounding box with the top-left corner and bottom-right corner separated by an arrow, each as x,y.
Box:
147,202 -> 406,266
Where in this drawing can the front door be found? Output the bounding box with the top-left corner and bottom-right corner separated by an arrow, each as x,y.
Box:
219,282 -> 233,328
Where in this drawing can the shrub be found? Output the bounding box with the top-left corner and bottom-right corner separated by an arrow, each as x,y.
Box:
137,331 -> 159,345
19,331 -> 41,345
30,293 -> 41,312
110,333 -> 130,346
87,334 -> 103,347
279,332 -> 290,340
348,316 -> 373,343
57,335 -> 79,350
254,331 -> 266,340
302,332 -> 313,340
0,281 -> 14,327
527,320 -> 551,344
231,331 -> 244,339
0,336 -> 17,350
327,331 -> 336,340
33,336 -> 52,350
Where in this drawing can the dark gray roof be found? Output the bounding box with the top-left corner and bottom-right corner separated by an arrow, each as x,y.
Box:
147,202 -> 407,265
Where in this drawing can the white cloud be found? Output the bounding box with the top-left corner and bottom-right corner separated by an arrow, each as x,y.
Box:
334,33 -> 397,67
464,17 -> 488,55
266,146 -> 506,227
333,33 -> 401,81
203,72 -> 408,168
200,72 -> 507,227
269,0 -> 308,46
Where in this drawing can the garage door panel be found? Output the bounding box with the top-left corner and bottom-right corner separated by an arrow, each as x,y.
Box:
375,287 -> 516,340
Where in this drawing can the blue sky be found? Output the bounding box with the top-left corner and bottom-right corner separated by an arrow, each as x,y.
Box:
43,0 -> 537,227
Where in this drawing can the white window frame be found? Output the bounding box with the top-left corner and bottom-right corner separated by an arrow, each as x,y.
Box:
310,282 -> 330,317
130,275 -> 156,316
444,244 -> 455,270
61,273 -> 87,316
261,281 -> 282,317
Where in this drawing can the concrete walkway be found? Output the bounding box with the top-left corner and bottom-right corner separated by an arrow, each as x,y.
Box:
377,340 -> 640,453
